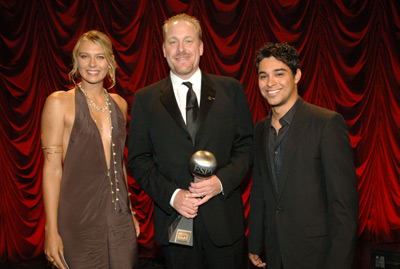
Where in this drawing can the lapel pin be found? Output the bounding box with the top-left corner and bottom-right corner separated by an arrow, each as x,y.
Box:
207,96 -> 215,101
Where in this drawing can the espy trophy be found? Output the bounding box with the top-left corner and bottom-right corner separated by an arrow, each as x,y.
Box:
168,150 -> 217,246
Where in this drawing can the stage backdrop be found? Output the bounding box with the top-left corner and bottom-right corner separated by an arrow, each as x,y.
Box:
1,0 -> 399,264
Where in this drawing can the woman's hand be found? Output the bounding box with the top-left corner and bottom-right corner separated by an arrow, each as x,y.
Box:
44,231 -> 65,269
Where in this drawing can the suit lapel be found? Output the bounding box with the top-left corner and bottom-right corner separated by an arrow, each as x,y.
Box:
277,99 -> 307,199
159,79 -> 188,133
197,73 -> 216,132
159,73 -> 217,142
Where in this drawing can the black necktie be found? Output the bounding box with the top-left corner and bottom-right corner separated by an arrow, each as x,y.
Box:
183,81 -> 198,139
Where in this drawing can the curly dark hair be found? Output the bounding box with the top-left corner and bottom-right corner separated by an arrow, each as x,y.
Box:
255,42 -> 300,75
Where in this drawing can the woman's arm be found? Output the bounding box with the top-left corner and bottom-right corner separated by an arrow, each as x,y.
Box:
41,92 -> 69,269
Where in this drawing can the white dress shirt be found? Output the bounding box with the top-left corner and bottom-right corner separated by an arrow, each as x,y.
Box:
170,68 -> 201,123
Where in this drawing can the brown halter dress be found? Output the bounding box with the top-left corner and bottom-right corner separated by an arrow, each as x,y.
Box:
57,88 -> 138,268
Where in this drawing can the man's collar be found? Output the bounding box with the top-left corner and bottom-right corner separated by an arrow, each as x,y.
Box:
269,97 -> 302,127
170,68 -> 201,87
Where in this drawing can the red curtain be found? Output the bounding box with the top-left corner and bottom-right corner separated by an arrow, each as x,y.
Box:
1,0 -> 399,263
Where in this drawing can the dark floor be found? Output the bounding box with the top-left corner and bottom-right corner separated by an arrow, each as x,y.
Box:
0,257 -> 165,269
355,238 -> 400,269
1,238 -> 399,268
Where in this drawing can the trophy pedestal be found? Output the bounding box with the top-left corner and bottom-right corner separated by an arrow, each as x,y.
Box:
168,215 -> 193,246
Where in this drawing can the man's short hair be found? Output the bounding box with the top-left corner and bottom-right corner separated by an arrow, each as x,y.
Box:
162,13 -> 202,41
255,42 -> 300,75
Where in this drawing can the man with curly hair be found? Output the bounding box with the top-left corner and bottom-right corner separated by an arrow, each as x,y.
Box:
248,42 -> 358,269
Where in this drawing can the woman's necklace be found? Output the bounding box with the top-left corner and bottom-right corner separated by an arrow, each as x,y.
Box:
79,83 -> 119,210
79,83 -> 108,112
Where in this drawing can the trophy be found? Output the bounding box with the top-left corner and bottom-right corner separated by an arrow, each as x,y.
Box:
189,151 -> 218,183
168,150 -> 217,246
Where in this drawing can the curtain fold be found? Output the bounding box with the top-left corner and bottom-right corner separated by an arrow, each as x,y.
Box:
1,0 -> 399,263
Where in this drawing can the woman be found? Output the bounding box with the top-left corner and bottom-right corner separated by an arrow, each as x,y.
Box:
41,30 -> 139,268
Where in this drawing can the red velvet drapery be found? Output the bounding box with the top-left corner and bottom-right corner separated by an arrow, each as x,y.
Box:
1,0 -> 399,263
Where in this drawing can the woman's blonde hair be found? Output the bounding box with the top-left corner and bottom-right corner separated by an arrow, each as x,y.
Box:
68,30 -> 117,89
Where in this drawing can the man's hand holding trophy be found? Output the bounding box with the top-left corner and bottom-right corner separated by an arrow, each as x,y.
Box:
168,150 -> 217,246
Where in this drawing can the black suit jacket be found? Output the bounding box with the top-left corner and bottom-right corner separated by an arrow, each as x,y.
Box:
248,98 -> 358,269
127,72 -> 254,246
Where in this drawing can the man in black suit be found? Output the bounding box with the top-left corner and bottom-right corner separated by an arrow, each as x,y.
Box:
248,43 -> 359,269
127,13 -> 253,268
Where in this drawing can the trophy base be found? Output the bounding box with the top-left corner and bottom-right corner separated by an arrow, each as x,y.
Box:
168,215 -> 193,246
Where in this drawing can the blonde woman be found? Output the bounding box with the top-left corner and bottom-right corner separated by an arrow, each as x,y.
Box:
41,30 -> 139,268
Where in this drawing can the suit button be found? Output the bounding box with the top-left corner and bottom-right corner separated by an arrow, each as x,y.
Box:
276,207 -> 282,213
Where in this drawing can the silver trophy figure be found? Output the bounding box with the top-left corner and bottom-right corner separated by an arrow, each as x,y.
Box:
189,151 -> 218,183
168,150 -> 217,246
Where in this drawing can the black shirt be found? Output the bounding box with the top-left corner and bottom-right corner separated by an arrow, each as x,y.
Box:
267,98 -> 300,193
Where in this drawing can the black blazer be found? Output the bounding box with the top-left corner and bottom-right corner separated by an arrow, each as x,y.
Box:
248,98 -> 358,269
127,72 -> 254,246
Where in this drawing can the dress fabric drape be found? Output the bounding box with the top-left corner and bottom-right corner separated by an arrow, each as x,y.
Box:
57,88 -> 137,268
0,0 -> 399,264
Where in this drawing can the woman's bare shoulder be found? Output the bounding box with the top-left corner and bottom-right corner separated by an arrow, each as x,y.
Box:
42,88 -> 77,118
46,88 -> 75,103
